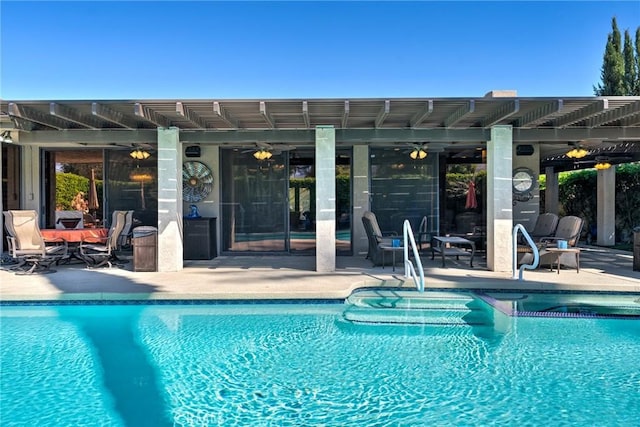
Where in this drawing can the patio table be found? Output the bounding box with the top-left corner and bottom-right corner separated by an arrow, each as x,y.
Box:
41,228 -> 108,243
41,228 -> 109,264
430,236 -> 475,268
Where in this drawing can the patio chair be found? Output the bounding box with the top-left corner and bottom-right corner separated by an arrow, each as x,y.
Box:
361,212 -> 398,267
79,210 -> 126,268
519,215 -> 584,269
112,210 -> 134,248
415,215 -> 431,251
529,213 -> 559,241
361,211 -> 397,261
3,210 -> 68,274
516,212 -> 559,247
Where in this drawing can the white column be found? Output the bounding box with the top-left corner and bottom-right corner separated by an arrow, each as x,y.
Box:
597,166 -> 615,246
21,145 -> 39,212
352,145 -> 370,258
544,166 -> 559,215
315,126 -> 336,272
157,127 -> 183,272
487,126 -> 513,272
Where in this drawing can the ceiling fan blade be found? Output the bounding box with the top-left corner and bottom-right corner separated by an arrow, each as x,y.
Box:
256,142 -> 273,150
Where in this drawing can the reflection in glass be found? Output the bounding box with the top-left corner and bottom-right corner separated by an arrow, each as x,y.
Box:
370,148 -> 439,237
221,150 -> 287,252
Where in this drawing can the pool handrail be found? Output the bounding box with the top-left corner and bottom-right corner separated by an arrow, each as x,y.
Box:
512,224 -> 539,281
403,220 -> 425,292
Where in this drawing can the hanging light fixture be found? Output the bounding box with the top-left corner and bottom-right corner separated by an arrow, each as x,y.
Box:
130,148 -> 151,160
566,143 -> 588,159
409,147 -> 427,160
253,149 -> 273,160
594,156 -> 611,170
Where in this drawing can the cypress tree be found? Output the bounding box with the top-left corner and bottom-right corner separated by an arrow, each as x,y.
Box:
594,34 -> 626,95
611,17 -> 621,51
594,17 -> 628,96
623,30 -> 637,95
635,28 -> 640,95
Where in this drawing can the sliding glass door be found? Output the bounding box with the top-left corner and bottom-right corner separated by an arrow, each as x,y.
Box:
220,150 -> 288,252
220,147 -> 352,254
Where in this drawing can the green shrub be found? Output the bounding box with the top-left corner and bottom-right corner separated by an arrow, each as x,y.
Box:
555,163 -> 640,242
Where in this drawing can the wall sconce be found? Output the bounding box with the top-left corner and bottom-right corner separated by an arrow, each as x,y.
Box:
409,148 -> 427,160
253,149 -> 273,160
0,130 -> 13,143
566,144 -> 588,159
130,148 -> 151,160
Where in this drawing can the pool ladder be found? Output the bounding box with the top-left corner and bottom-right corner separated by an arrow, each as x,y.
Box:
402,220 -> 425,292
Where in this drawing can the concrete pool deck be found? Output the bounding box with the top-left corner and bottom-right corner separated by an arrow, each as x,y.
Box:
1,245 -> 639,302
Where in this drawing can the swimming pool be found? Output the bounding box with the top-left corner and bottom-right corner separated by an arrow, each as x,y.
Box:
1,294 -> 639,426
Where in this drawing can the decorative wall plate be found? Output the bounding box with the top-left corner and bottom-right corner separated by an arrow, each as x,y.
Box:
182,161 -> 214,202
512,167 -> 535,194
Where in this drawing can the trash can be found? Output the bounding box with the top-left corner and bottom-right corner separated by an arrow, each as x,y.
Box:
634,231 -> 640,272
132,226 -> 157,272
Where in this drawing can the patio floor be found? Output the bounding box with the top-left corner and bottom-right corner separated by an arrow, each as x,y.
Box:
1,246 -> 638,302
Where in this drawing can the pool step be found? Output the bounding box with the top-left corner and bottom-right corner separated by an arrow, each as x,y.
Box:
343,290 -> 493,326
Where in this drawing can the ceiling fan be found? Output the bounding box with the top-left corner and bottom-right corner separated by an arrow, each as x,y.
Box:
402,143 -> 429,160
241,142 -> 296,160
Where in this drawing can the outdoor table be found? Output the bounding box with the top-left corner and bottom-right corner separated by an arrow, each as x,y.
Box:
41,228 -> 109,264
542,247 -> 581,274
430,236 -> 475,268
41,228 -> 108,243
379,244 -> 404,272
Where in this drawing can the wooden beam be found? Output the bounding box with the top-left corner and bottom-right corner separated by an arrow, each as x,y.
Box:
444,100 -> 474,127
375,100 -> 390,128
92,102 -> 137,129
409,100 -> 434,127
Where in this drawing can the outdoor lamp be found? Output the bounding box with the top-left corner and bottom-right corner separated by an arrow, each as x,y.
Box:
409,148 -> 427,160
130,148 -> 151,160
594,157 -> 612,170
253,149 -> 272,160
566,146 -> 588,159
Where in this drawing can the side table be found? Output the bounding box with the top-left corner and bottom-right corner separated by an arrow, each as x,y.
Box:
379,244 -> 404,272
543,248 -> 580,274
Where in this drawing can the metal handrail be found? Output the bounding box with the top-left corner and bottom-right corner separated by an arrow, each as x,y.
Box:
403,220 -> 425,292
512,224 -> 539,281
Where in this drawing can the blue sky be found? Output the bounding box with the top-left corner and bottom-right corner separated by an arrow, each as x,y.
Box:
1,1 -> 639,100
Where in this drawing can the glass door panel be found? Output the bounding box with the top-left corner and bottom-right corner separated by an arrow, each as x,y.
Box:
289,151 -> 315,253
221,150 -> 287,252
335,150 -> 351,255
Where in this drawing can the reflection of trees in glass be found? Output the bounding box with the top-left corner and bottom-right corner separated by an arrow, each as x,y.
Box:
58,163 -> 103,179
55,172 -> 103,210
445,165 -> 486,233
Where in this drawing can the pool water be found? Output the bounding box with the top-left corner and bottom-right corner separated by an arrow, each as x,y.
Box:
1,301 -> 639,426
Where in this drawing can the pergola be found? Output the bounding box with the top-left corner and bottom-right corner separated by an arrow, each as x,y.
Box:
3,96 -> 640,167
2,94 -> 640,272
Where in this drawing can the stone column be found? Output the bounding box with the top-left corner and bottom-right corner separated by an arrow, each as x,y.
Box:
597,166 -> 615,246
352,144 -> 370,258
315,126 -> 336,272
157,127 -> 183,271
544,166 -> 559,215
486,126 -> 513,272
